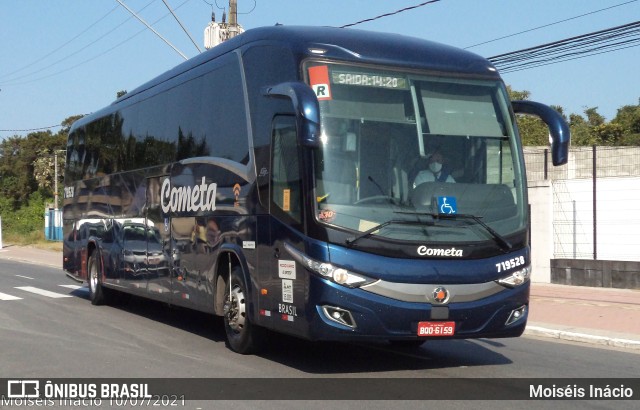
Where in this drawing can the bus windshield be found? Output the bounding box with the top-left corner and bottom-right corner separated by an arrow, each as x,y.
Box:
307,62 -> 525,245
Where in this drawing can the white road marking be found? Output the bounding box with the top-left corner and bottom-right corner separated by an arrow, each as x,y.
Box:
0,292 -> 22,301
59,284 -> 85,290
14,286 -> 73,298
15,275 -> 34,280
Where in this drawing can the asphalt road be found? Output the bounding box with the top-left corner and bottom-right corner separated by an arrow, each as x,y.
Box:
1,259 -> 638,409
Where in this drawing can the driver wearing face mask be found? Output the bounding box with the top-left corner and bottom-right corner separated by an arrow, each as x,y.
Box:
413,150 -> 455,187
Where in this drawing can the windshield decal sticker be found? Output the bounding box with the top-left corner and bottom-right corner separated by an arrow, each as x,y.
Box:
318,209 -> 336,223
308,65 -> 332,101
282,188 -> 291,211
438,196 -> 457,215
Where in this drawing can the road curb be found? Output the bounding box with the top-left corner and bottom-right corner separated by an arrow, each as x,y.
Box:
0,254 -> 61,269
525,325 -> 640,351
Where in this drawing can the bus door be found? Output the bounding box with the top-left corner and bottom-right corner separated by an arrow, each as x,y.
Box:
266,115 -> 307,335
145,175 -> 172,303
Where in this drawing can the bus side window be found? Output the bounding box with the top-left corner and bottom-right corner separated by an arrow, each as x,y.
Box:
270,116 -> 302,225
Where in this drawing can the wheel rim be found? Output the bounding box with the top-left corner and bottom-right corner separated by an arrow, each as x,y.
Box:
89,258 -> 98,294
225,284 -> 246,333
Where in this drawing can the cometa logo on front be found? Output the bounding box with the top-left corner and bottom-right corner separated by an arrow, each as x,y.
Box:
417,246 -> 463,257
161,177 -> 217,214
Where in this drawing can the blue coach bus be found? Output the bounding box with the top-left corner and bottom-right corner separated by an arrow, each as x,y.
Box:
63,26 -> 569,354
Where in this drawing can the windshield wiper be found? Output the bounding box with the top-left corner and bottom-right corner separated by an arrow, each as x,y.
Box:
395,211 -> 513,252
345,219 -> 431,246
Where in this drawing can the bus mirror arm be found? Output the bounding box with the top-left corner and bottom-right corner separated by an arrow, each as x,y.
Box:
263,82 -> 321,147
512,100 -> 571,166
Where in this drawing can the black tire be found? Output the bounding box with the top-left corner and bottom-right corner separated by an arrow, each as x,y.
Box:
87,252 -> 111,306
223,267 -> 264,354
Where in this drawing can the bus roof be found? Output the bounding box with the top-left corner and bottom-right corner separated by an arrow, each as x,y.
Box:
73,25 -> 498,130
125,25 -> 497,98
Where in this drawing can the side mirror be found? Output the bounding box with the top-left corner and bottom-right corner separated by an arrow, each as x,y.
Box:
263,82 -> 321,147
512,100 -> 570,166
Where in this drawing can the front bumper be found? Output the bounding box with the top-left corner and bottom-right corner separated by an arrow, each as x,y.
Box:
305,276 -> 529,342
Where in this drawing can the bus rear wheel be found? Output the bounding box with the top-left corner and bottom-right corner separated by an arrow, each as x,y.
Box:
88,252 -> 111,306
223,267 -> 263,354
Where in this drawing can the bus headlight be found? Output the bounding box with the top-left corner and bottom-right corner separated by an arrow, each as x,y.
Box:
284,243 -> 376,288
308,261 -> 374,287
497,265 -> 532,288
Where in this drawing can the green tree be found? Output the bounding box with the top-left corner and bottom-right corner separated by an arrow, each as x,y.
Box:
612,102 -> 640,145
61,114 -> 84,135
569,113 -> 594,146
507,86 -> 530,101
507,86 -> 555,146
32,148 -> 65,195
592,122 -> 625,145
0,114 -> 77,241
584,107 -> 605,127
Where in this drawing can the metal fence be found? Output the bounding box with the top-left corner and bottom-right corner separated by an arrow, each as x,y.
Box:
524,146 -> 640,262
524,146 -> 640,181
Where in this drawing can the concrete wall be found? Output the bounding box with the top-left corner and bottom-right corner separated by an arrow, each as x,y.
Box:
552,177 -> 640,262
525,147 -> 640,289
551,259 -> 640,289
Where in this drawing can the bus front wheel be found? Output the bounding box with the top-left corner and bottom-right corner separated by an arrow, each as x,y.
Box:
223,267 -> 263,354
88,252 -> 111,306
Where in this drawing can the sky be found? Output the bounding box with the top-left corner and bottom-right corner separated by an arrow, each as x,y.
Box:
1,0 -> 639,140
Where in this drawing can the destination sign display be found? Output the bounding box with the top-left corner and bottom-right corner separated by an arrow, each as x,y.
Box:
331,70 -> 408,90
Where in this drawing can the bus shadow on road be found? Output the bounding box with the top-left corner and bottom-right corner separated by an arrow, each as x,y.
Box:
257,332 -> 513,373
99,293 -> 229,344
97,293 -> 512,372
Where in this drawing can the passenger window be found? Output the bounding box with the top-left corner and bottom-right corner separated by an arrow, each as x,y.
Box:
271,116 -> 302,225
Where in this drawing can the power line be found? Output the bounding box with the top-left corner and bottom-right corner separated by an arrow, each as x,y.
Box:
161,0 -> 202,53
0,5 -> 121,82
489,20 -> 640,73
0,0 -> 157,86
498,41 -> 640,74
201,0 -> 256,14
201,0 -> 224,10
0,124 -> 62,133
114,0 -> 188,60
0,0 -> 191,87
238,0 -> 256,15
340,0 -> 441,29
465,0 -> 639,49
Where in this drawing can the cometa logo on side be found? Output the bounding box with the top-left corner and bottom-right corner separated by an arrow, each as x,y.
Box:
161,177 -> 217,214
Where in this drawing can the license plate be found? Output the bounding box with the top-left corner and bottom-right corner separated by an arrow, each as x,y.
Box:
417,321 -> 455,337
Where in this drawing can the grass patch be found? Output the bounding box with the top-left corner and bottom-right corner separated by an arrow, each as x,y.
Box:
1,230 -> 63,251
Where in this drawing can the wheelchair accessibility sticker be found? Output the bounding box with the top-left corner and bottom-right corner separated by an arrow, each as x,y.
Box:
437,196 -> 457,214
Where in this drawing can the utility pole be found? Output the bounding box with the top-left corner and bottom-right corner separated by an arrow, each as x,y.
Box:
53,149 -> 66,210
54,151 -> 59,210
204,0 -> 244,49
229,0 -> 237,27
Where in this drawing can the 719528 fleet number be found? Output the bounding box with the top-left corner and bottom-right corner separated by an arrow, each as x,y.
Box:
495,255 -> 525,273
